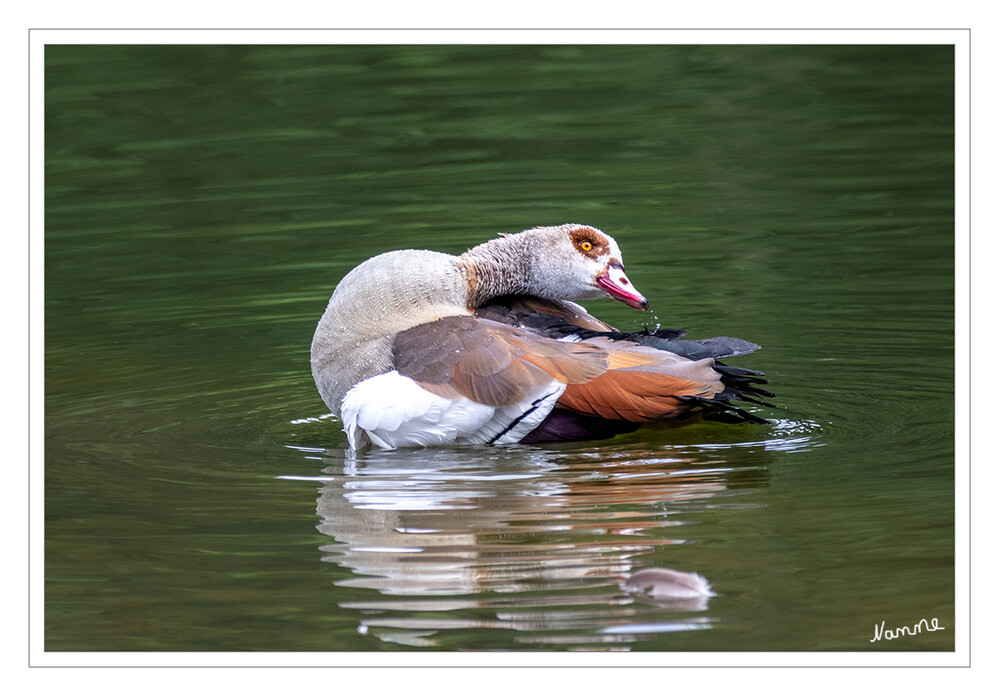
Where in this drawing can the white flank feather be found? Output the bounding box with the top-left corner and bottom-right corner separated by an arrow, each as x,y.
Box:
340,371 -> 565,450
463,385 -> 566,445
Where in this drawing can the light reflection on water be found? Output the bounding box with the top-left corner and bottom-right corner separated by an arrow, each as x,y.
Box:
275,429 -> 815,648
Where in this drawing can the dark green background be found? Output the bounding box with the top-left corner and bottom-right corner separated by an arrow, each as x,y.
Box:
45,44 -> 954,651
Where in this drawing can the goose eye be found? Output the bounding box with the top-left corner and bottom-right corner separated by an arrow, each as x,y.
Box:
580,241 -> 593,251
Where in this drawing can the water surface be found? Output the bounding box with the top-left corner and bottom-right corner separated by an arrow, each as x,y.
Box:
44,43 -> 954,653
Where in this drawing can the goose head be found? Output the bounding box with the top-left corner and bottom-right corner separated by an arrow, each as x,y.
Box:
462,224 -> 649,310
562,225 -> 649,310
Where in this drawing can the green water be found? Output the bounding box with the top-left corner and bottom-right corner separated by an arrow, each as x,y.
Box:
44,44 -> 954,652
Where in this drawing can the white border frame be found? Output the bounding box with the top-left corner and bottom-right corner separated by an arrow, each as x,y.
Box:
27,28 -> 971,671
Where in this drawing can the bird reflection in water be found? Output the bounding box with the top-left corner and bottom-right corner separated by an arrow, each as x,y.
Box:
301,442 -> 769,649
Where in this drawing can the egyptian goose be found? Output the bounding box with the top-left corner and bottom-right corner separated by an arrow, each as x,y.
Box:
311,224 -> 773,450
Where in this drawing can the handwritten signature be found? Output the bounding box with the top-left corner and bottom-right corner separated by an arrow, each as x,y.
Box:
870,617 -> 945,643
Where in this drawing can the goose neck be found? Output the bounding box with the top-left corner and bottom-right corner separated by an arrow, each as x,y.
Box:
460,239 -> 537,308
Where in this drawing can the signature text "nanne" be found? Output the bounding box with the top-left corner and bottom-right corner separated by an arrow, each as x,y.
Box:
870,617 -> 945,643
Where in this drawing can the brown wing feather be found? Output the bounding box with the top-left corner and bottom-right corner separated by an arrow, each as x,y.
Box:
395,315 -> 733,423
503,335 -> 607,384
393,315 -> 608,407
505,297 -> 616,331
476,296 -> 616,332
557,371 -> 719,422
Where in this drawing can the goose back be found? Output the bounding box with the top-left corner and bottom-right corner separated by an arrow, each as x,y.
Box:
311,249 -> 470,417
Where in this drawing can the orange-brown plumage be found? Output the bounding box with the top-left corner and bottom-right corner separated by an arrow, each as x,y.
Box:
394,315 -> 607,407
557,370 -> 716,422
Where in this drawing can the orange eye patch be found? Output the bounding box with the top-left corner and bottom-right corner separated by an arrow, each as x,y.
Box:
569,226 -> 609,259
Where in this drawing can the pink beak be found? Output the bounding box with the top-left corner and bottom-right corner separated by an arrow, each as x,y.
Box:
596,261 -> 649,310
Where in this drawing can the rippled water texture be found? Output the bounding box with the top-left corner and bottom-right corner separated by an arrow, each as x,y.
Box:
44,43 -> 955,653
